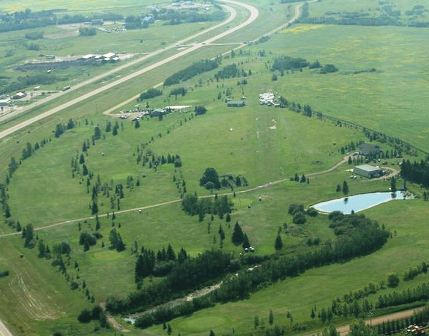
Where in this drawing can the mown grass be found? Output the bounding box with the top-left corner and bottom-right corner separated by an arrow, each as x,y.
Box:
0,2 -> 428,336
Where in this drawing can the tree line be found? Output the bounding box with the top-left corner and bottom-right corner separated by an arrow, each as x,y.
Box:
400,159 -> 429,188
164,59 -> 220,86
181,193 -> 233,222
106,249 -> 235,314
132,214 -> 389,328
376,306 -> 429,335
134,244 -> 189,287
0,8 -> 123,33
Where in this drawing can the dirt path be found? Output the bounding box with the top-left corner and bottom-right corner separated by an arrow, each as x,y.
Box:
0,0 -> 259,140
336,307 -> 424,335
0,152 -> 351,239
125,282 -> 223,324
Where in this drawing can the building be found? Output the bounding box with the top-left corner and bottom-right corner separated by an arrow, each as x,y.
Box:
151,108 -> 167,117
227,100 -> 245,108
164,105 -> 191,113
358,143 -> 381,157
259,92 -> 276,105
353,164 -> 383,179
12,92 -> 26,100
0,98 -> 10,107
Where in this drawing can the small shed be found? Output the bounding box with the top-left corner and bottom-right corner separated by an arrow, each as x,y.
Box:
227,100 -> 245,108
353,164 -> 383,179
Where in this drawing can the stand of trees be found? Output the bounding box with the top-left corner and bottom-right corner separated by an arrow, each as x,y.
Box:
214,63 -> 250,81
138,88 -> 162,101
400,160 -> 429,187
182,193 -> 233,221
106,250 -> 235,314
377,306 -> 429,335
164,59 -> 219,86
0,73 -> 68,95
0,8 -> 124,33
135,244 -> 189,285
133,214 -> 389,328
376,283 -> 429,308
79,27 -> 96,36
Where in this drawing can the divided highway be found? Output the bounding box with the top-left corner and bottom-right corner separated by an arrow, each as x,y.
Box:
0,0 -> 259,141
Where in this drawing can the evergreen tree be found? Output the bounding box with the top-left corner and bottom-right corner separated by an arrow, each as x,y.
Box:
242,233 -> 250,249
135,254 -> 145,285
24,224 -> 34,248
166,244 -> 176,261
269,309 -> 274,325
232,222 -> 244,245
342,181 -> 349,195
274,233 -> 283,251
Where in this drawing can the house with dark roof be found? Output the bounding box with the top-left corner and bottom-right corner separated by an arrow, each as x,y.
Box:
358,143 -> 381,156
227,100 -> 245,108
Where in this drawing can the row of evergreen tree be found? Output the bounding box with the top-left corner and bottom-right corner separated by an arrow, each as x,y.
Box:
135,244 -> 189,285
401,159 -> 429,187
182,193 -> 233,221
132,214 -> 389,328
376,306 -> 429,335
107,250 -> 235,314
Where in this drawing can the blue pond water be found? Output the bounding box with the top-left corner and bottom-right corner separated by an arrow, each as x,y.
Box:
313,191 -> 410,214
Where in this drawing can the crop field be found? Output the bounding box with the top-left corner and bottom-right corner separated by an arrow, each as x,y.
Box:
0,0 -> 428,336
306,0 -> 429,24
0,0 -> 165,14
0,18 -> 221,97
244,24 -> 429,150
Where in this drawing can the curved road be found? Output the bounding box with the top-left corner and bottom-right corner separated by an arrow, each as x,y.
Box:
0,0 -> 259,141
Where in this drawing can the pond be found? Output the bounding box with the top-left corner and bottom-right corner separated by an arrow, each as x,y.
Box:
312,191 -> 413,214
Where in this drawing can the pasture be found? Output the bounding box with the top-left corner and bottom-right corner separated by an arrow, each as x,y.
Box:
0,1 -> 428,335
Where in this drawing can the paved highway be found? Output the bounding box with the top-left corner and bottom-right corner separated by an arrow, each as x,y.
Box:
0,4 -> 238,125
0,0 -> 259,141
0,320 -> 13,336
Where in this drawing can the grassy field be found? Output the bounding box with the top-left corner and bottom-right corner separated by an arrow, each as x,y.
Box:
306,0 -> 429,24
0,17 -> 221,96
0,0 -> 166,14
0,1 -> 429,335
243,24 -> 429,151
147,197 -> 429,336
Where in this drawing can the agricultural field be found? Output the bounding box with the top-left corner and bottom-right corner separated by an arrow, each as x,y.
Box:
0,0 -> 428,336
304,0 -> 429,26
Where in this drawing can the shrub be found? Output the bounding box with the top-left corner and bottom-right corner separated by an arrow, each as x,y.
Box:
194,106 -> 207,116
77,309 -> 92,323
25,31 -> 44,40
79,27 -> 96,36
293,212 -> 307,225
306,207 -> 319,217
387,273 -> 400,288
0,270 -> 9,278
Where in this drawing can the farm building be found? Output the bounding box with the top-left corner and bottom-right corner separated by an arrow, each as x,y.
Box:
358,143 -> 381,156
0,98 -> 10,107
227,100 -> 245,108
165,105 -> 191,113
12,92 -> 26,100
353,164 -> 383,179
151,108 -> 167,117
